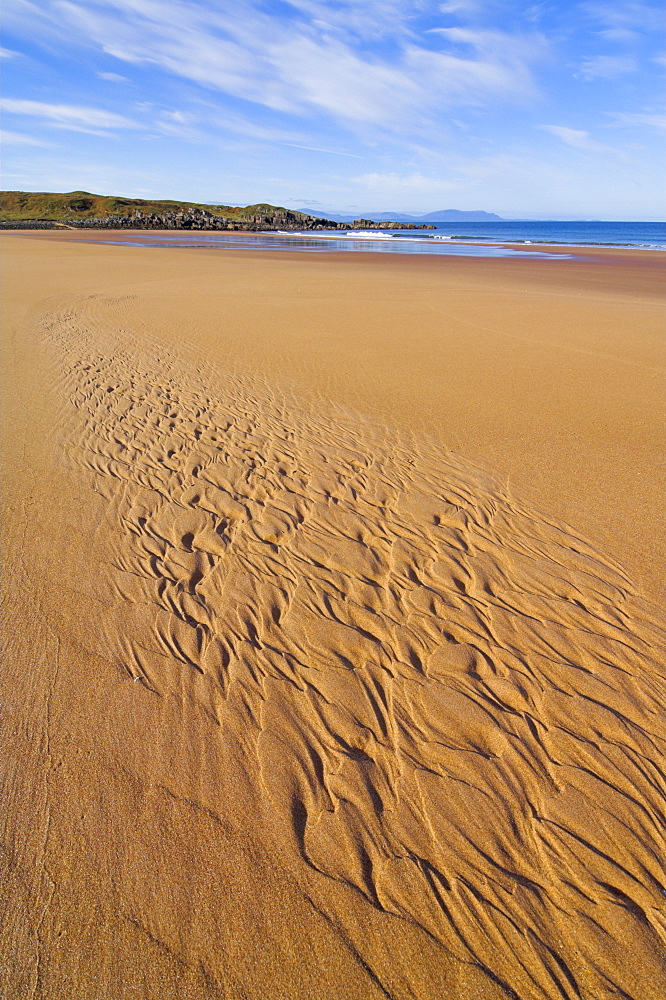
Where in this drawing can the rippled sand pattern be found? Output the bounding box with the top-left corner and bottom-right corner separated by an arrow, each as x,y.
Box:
43,299 -> 666,999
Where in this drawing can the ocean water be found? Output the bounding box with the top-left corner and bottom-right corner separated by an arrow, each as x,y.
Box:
424,220 -> 665,249
98,220 -> 664,257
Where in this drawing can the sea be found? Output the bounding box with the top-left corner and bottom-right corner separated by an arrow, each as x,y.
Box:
421,220 -> 665,249
100,220 -> 665,257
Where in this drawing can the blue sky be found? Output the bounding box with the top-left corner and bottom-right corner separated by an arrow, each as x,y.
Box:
1,0 -> 664,218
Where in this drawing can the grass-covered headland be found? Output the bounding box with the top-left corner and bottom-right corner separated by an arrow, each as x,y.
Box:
0,191 -> 434,231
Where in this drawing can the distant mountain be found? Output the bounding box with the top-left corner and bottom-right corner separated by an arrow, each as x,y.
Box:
294,208 -> 503,223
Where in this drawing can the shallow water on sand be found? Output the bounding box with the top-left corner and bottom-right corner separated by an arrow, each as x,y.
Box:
98,231 -> 574,257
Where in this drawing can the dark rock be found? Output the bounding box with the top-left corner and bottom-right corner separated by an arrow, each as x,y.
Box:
9,206 -> 436,233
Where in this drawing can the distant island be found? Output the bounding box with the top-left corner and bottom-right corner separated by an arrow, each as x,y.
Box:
0,191 -> 437,232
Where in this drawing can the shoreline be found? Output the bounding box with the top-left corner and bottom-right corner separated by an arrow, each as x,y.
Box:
2,225 -> 664,256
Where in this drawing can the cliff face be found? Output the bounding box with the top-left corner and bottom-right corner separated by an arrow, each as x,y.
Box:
64,208 -> 344,231
4,210 -> 436,232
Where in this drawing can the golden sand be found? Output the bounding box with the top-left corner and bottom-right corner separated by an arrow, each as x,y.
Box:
2,232 -> 665,999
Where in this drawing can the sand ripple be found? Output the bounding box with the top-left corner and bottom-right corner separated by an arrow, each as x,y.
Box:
42,300 -> 666,1000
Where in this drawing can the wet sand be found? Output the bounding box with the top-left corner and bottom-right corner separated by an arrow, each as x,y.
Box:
2,231 -> 665,1000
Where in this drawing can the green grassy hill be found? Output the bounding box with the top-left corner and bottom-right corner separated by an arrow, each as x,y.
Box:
0,190 -> 305,223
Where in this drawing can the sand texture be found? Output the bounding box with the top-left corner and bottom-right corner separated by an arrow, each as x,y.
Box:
2,234 -> 665,1000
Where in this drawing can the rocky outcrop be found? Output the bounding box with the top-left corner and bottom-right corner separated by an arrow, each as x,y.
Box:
0,219 -> 61,229
350,219 -> 435,230
69,209 -> 241,231
59,208 -> 436,232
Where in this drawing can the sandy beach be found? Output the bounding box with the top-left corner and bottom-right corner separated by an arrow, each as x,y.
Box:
2,231 -> 665,999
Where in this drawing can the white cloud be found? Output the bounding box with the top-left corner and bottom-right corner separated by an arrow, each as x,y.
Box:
584,0 -> 663,32
578,54 -> 637,79
97,70 -> 129,82
437,0 -> 484,14
11,0 -> 541,134
270,35 -> 420,126
0,128 -> 51,145
284,143 -> 364,158
153,108 -> 202,139
207,114 -> 306,145
605,110 -> 666,131
284,0 -> 419,41
583,1 -> 663,42
537,124 -> 613,152
353,171 -> 459,194
0,46 -> 22,58
0,97 -> 138,132
411,28 -> 541,104
523,2 -> 551,23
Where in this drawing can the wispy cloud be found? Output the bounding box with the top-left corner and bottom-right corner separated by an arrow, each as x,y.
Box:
537,124 -> 613,152
208,113 -> 306,145
578,54 -> 637,79
97,70 -> 129,82
584,0 -> 663,40
0,128 -> 51,145
284,143 -> 364,159
0,45 -> 22,58
605,110 -> 666,131
436,0 -> 489,16
152,108 -> 202,139
10,0 -> 542,134
353,171 -> 459,195
284,0 -> 419,42
417,27 -> 543,103
0,97 -> 139,133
